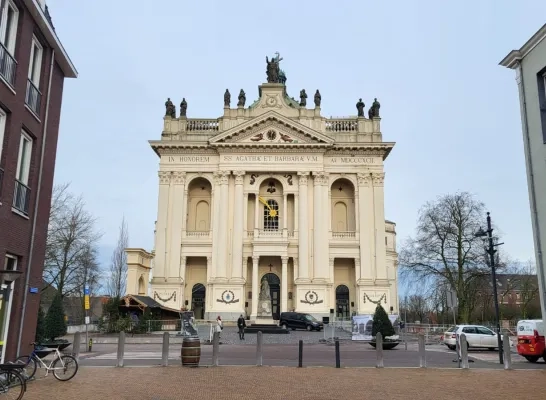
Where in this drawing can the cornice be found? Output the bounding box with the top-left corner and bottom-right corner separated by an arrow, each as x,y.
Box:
499,23 -> 546,69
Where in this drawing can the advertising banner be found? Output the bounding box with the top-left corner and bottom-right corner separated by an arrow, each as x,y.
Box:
352,314 -> 400,341
180,311 -> 198,337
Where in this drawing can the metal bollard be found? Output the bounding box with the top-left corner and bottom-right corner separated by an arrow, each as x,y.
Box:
460,334 -> 469,369
375,333 -> 384,368
335,340 -> 340,368
418,333 -> 426,368
212,332 -> 220,366
73,332 -> 81,361
116,331 -> 126,368
298,340 -> 303,368
88,338 -> 93,352
256,331 -> 263,366
161,332 -> 169,367
503,333 -> 512,370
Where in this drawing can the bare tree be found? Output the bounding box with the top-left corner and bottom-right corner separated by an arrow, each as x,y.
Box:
107,217 -> 128,298
400,192 -> 500,323
43,184 -> 102,298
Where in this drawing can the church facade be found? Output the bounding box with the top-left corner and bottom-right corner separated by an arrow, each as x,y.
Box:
126,56 -> 399,321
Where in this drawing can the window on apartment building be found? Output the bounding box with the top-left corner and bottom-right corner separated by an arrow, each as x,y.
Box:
0,109 -> 5,197
25,37 -> 43,115
4,254 -> 18,271
538,68 -> 546,143
0,0 -> 18,86
0,0 -> 18,54
13,131 -> 32,214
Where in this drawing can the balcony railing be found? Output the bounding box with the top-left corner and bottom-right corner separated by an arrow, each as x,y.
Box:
13,179 -> 31,215
186,230 -> 210,237
186,119 -> 219,132
258,230 -> 283,237
332,231 -> 356,239
0,43 -> 16,87
26,79 -> 41,115
325,119 -> 358,132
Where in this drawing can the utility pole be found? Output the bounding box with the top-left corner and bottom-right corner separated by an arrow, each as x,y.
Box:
475,212 -> 505,364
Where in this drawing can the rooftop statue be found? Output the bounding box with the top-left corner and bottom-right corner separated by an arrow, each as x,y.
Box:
180,98 -> 187,117
224,89 -> 231,107
356,98 -> 365,117
237,89 -> 246,107
314,90 -> 321,107
299,89 -> 307,107
266,52 -> 286,84
165,98 -> 176,118
368,98 -> 381,119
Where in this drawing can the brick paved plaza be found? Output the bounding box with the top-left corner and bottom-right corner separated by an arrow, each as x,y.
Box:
22,366 -> 546,400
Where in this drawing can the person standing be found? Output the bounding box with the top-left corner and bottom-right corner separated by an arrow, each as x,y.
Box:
216,316 -> 223,339
237,314 -> 246,340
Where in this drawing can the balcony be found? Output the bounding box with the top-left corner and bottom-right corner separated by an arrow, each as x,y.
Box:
13,180 -> 31,215
331,231 -> 357,240
25,79 -> 41,115
0,43 -> 16,87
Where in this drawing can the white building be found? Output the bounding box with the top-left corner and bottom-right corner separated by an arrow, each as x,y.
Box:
126,56 -> 399,321
500,24 -> 546,319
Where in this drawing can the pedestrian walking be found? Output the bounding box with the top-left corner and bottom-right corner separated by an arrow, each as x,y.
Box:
237,314 -> 246,340
216,316 -> 223,339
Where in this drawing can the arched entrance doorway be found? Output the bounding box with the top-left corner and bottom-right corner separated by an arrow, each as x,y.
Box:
336,285 -> 350,319
262,273 -> 280,320
192,283 -> 206,319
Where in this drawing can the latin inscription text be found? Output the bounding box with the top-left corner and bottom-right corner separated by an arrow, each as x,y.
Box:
222,155 -> 319,163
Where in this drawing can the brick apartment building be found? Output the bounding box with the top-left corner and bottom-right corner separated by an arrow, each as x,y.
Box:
0,0 -> 76,362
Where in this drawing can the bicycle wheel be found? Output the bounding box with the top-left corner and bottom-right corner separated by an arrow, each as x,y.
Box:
15,355 -> 37,380
0,370 -> 25,400
52,355 -> 78,381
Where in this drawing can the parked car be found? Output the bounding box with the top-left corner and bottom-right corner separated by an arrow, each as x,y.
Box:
516,319 -> 546,363
279,312 -> 323,331
443,325 -> 499,351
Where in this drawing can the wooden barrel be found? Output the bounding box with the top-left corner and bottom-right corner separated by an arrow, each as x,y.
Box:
181,337 -> 201,367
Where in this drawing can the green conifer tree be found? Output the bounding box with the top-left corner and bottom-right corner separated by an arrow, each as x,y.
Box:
45,294 -> 67,341
372,303 -> 395,339
35,306 -> 46,343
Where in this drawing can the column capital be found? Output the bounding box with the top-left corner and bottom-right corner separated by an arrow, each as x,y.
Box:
234,170 -> 245,185
252,255 -> 260,264
357,172 -> 372,187
297,171 -> 309,185
180,255 -> 187,266
281,256 -> 289,264
172,171 -> 186,185
372,172 -> 385,186
313,172 -> 328,186
206,256 -> 212,264
215,170 -> 230,185
159,171 -> 172,185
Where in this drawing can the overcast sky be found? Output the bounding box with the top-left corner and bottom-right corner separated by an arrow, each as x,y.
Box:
47,0 -> 545,268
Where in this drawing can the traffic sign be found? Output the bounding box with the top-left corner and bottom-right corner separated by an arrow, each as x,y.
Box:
84,285 -> 90,295
84,295 -> 90,310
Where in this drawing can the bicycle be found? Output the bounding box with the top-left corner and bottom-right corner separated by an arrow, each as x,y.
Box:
15,343 -> 78,382
0,363 -> 26,399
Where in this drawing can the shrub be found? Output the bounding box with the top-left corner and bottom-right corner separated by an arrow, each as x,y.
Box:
44,294 -> 67,341
372,304 -> 395,339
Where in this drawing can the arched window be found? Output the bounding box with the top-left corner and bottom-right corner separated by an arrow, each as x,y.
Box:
263,199 -> 279,230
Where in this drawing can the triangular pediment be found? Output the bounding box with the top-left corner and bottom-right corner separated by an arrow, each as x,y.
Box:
209,111 -> 334,146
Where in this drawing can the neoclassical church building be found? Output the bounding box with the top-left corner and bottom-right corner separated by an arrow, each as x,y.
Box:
126,56 -> 399,321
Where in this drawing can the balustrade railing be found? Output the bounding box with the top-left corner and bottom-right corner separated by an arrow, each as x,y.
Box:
186,231 -> 211,238
258,230 -> 283,237
13,179 -> 31,215
332,231 -> 356,239
0,43 -> 16,87
25,79 -> 42,115
186,119 -> 219,132
325,119 -> 358,132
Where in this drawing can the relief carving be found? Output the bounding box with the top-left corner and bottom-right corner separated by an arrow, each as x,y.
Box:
297,172 -> 309,185
158,171 -> 171,185
372,172 -> 385,186
357,173 -> 371,186
172,171 -> 186,185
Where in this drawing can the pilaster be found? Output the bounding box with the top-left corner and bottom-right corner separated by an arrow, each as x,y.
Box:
296,172 -> 310,283
216,171 -> 230,281
211,172 -> 222,280
231,171 -> 245,282
168,171 -> 186,279
313,172 -> 328,282
154,171 -> 171,281
372,172 -> 387,281
357,173 -> 373,281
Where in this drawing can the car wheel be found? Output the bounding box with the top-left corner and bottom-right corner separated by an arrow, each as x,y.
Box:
306,325 -> 312,331
525,356 -> 540,363
447,345 -> 456,351
281,323 -> 287,330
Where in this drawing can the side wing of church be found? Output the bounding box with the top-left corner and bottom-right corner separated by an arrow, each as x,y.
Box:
126,56 -> 398,321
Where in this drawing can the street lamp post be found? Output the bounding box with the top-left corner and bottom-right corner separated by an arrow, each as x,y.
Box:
475,212 -> 504,364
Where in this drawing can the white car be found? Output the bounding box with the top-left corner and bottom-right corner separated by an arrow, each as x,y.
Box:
443,325 -> 499,351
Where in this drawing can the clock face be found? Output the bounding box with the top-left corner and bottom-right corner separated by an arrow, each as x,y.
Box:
266,97 -> 277,106
266,130 -> 277,141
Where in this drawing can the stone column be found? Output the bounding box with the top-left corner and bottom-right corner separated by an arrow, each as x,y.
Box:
251,256 -> 259,318
254,191 -> 260,233
281,256 -> 288,313
154,171 -> 171,281
231,171 -> 245,282
283,193 -> 288,232
294,193 -> 299,233
322,173 -> 330,281
169,172 -> 186,279
372,172 -> 387,280
357,173 -> 373,281
211,172 -> 222,280
297,172 -> 309,282
182,188 -> 189,232
216,171 -> 230,281
206,256 -> 213,311
354,258 -> 361,283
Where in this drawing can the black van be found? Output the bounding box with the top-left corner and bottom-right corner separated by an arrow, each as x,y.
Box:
279,312 -> 323,331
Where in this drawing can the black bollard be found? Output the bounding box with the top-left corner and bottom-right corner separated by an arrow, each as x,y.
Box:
298,340 -> 303,368
335,340 -> 340,368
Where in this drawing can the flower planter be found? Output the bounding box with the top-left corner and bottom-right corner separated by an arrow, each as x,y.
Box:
368,340 -> 400,350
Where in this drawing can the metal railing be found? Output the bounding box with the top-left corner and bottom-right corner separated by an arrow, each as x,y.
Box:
0,43 -> 16,87
13,179 -> 31,215
25,79 -> 41,115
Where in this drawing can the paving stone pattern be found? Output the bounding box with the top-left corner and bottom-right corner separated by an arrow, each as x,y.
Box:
22,366 -> 546,400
